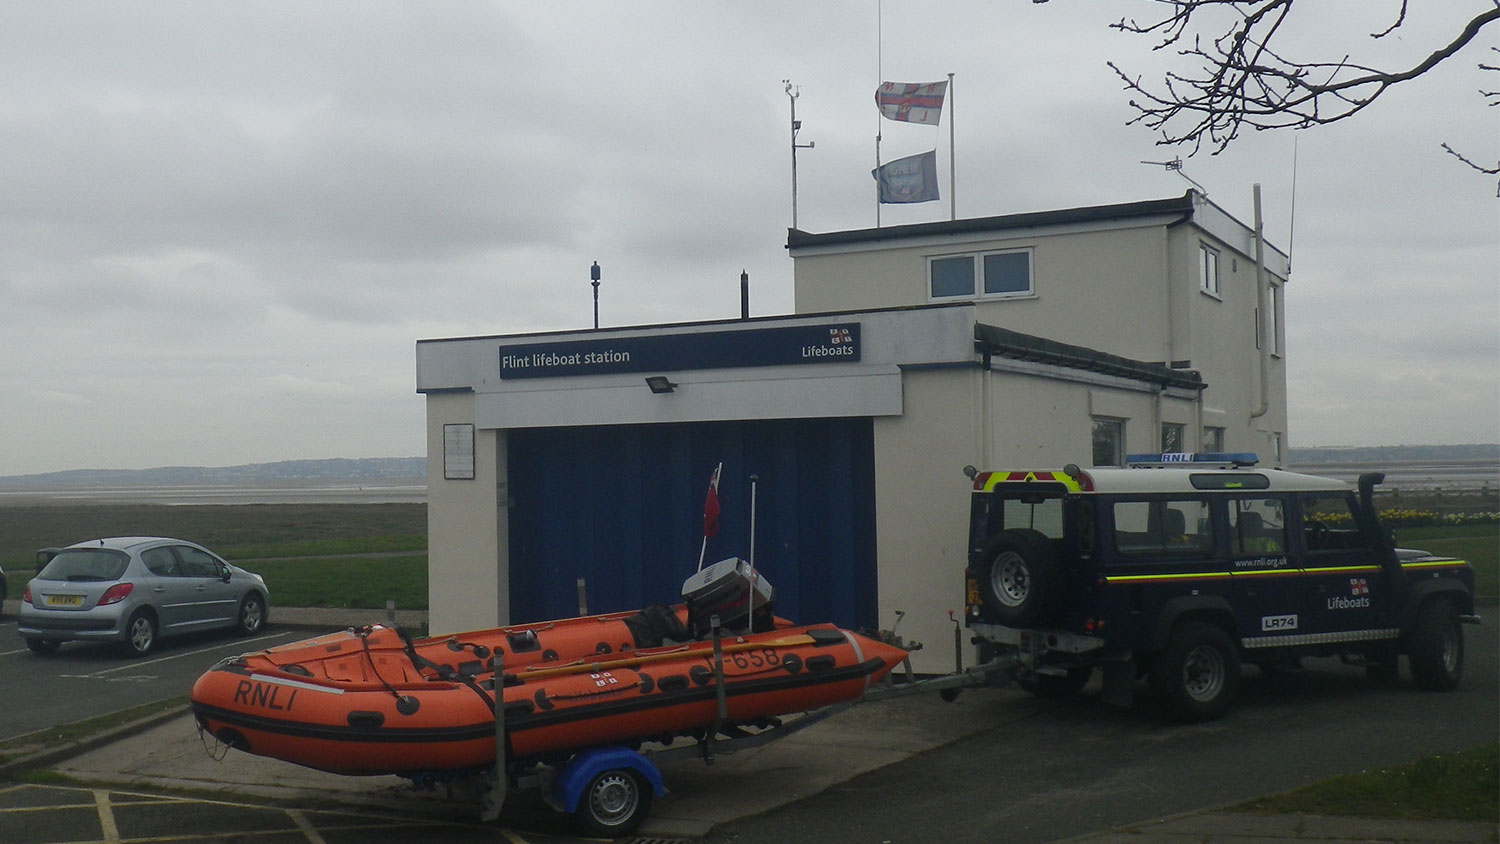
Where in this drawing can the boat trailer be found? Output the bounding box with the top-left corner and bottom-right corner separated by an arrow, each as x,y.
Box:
467,612 -> 1013,836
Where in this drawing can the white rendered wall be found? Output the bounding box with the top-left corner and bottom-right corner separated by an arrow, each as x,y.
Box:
424,390 -> 509,635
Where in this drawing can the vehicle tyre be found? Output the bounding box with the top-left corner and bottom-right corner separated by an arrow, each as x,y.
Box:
978,529 -> 1062,626
1014,665 -> 1093,699
1148,621 -> 1239,722
574,768 -> 652,837
26,638 -> 60,655
236,593 -> 267,636
1407,598 -> 1463,691
122,609 -> 157,657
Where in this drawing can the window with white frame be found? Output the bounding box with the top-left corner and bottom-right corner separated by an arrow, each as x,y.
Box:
1268,282 -> 1281,356
1198,243 -> 1220,297
1203,426 -> 1225,453
929,249 -> 1033,300
1161,422 -> 1185,453
1092,417 -> 1125,467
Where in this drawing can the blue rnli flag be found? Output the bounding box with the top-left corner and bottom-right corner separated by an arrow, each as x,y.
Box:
872,150 -> 939,204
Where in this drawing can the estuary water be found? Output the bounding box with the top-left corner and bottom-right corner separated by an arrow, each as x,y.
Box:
0,480 -> 427,506
0,461 -> 1493,507
1288,460 -> 1498,493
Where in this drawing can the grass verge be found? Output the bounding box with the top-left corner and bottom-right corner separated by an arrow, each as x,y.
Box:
250,555 -> 428,610
1397,524 -> 1499,601
0,696 -> 187,767
1234,743 -> 1499,823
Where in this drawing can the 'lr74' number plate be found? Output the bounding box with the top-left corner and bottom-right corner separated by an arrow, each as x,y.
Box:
47,594 -> 84,607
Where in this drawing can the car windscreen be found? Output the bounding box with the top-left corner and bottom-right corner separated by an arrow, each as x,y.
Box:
36,549 -> 130,582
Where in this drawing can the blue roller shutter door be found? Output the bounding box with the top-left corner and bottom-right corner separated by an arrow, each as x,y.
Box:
507,418 -> 877,630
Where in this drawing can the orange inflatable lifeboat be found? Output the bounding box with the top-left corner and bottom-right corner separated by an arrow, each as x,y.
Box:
190,558 -> 902,777
190,622 -> 906,776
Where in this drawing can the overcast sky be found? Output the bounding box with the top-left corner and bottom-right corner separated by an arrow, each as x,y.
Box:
2,1 -> 1495,476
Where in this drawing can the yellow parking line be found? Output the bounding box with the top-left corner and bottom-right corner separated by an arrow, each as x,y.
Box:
287,808 -> 328,844
95,789 -> 121,842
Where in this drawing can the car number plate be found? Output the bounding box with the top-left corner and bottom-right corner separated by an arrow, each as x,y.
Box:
47,595 -> 84,607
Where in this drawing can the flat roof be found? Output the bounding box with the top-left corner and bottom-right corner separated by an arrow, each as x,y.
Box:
787,192 -> 1197,251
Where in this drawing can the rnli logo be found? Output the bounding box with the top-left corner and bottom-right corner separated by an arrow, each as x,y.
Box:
233,680 -> 298,712
1349,577 -> 1369,596
829,328 -> 852,344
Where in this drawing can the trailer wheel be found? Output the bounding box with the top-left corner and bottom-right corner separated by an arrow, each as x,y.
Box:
978,529 -> 1061,626
575,767 -> 652,837
1407,598 -> 1463,691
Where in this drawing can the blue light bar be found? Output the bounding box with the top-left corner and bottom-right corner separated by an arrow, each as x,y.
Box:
1125,452 -> 1259,466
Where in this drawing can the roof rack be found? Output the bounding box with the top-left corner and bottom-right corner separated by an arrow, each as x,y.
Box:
1125,452 -> 1259,469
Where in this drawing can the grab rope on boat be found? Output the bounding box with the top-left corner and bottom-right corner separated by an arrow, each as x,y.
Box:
379,624 -> 496,713
357,625 -> 421,715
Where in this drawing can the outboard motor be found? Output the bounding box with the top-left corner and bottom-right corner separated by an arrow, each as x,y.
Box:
681,557 -> 776,637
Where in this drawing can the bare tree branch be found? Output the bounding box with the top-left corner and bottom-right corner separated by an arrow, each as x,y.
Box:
1108,1 -> 1500,158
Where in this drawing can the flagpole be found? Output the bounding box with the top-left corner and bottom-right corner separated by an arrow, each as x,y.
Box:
875,0 -> 883,227
948,72 -> 956,221
747,473 -> 759,633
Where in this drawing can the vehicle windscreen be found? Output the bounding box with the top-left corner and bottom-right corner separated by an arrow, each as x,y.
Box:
36,549 -> 130,582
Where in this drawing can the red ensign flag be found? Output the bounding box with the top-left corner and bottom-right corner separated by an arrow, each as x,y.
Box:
703,463 -> 722,537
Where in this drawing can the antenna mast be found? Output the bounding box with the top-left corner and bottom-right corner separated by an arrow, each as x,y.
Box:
785,81 -> 814,230
1140,156 -> 1208,196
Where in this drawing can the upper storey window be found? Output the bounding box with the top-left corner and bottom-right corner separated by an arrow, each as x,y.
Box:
1199,243 -> 1220,298
929,249 -> 1033,300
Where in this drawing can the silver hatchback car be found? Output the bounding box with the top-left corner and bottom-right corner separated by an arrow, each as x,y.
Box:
18,537 -> 270,656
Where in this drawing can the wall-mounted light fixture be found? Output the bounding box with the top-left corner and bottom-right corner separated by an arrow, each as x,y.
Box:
645,376 -> 678,394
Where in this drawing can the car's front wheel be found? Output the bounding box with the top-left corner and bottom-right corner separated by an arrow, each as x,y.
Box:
1407,598 -> 1463,691
122,609 -> 157,657
236,594 -> 266,636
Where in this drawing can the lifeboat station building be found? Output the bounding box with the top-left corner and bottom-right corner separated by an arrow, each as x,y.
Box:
416,190 -> 1291,672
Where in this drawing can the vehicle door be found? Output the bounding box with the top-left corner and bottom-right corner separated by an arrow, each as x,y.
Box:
170,544 -> 238,629
1227,495 -> 1301,645
140,545 -> 199,634
1102,496 -> 1219,646
1293,491 -> 1393,638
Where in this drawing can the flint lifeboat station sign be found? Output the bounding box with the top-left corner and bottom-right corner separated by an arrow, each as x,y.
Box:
499,323 -> 861,380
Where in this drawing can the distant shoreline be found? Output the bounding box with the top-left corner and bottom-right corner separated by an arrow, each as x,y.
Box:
0,458 -> 1494,507
0,480 -> 426,506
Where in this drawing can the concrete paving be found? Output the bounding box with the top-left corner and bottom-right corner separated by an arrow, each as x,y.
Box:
1055,810 -> 1498,844
42,687 -> 1015,838
6,609 -> 1496,842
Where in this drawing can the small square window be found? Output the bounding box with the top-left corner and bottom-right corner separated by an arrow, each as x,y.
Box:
1092,417 -> 1125,467
1161,423 -> 1185,453
1203,426 -> 1225,453
982,251 -> 1032,296
930,256 -> 976,298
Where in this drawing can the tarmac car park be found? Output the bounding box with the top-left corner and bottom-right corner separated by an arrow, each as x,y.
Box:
963,453 -> 1478,721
